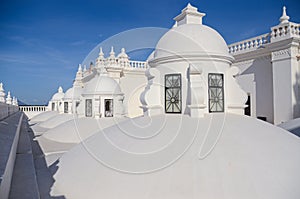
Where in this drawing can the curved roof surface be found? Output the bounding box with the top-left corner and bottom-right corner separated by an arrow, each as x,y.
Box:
153,24 -> 230,60
51,113 -> 300,199
83,74 -> 122,95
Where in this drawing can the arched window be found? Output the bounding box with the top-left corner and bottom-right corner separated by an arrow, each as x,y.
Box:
52,103 -> 55,111
104,99 -> 113,117
85,99 -> 92,117
64,102 -> 68,113
208,73 -> 224,112
165,74 -> 182,113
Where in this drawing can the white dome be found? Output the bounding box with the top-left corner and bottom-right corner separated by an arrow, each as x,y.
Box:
83,74 -> 122,95
64,87 -> 82,100
153,24 -> 231,60
51,92 -> 64,101
51,114 -> 300,198
51,86 -> 64,101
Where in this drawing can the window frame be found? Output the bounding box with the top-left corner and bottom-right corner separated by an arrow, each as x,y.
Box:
104,99 -> 113,117
64,102 -> 68,113
165,73 -> 182,114
208,73 -> 224,113
85,99 -> 93,117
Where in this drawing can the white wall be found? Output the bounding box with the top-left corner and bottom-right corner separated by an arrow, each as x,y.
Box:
120,71 -> 147,118
234,56 -> 274,123
0,103 -> 19,120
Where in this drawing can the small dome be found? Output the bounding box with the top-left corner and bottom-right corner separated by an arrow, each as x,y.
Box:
51,86 -> 64,101
153,24 -> 230,59
83,74 -> 122,95
64,87 -> 82,100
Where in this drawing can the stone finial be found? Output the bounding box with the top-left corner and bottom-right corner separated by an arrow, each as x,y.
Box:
174,3 -> 206,26
78,64 -> 82,72
96,47 -> 106,67
15,97 -> 18,106
110,46 -> 115,56
0,82 -> 5,103
58,86 -> 63,93
280,6 -> 290,24
107,46 -> 117,65
99,47 -> 104,57
118,48 -> 129,67
6,91 -> 12,104
12,96 -> 16,105
117,48 -> 128,58
83,65 -> 87,72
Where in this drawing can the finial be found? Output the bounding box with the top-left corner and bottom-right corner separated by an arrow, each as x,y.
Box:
174,3 -> 205,25
121,48 -> 125,53
6,91 -> 12,104
110,46 -> 115,55
280,6 -> 290,24
78,64 -> 82,72
99,47 -> 104,56
83,65 -> 87,72
0,83 -> 3,91
58,86 -> 63,93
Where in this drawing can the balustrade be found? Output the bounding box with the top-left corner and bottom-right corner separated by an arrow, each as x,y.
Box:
271,22 -> 300,40
19,105 -> 47,112
228,33 -> 270,54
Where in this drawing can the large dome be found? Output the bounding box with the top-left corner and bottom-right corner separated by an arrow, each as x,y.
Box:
83,74 -> 122,95
153,24 -> 231,59
51,114 -> 300,198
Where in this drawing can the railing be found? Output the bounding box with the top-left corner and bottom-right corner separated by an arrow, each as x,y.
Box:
19,105 -> 47,112
128,61 -> 148,69
271,22 -> 300,41
228,33 -> 270,54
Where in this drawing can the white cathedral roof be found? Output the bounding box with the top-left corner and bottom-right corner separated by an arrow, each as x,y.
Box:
153,3 -> 231,61
64,87 -> 82,100
51,113 -> 300,198
51,86 -> 64,101
83,74 -> 122,95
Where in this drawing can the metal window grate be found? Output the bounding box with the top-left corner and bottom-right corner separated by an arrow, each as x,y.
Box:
165,74 -> 182,113
208,73 -> 224,112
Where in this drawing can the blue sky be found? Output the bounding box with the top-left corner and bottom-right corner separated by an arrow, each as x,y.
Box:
0,0 -> 299,105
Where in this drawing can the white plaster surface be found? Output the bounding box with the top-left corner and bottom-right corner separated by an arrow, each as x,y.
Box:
29,111 -> 58,125
42,117 -> 126,144
51,113 -> 300,199
35,114 -> 74,129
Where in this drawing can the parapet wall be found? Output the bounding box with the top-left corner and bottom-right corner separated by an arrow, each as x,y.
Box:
0,103 -> 19,121
0,113 -> 23,199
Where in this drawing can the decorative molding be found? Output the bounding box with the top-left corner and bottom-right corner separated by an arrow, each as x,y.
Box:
272,49 -> 290,57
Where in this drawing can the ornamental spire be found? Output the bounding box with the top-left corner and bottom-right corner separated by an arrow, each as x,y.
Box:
6,91 -> 12,104
0,82 -> 5,103
117,48 -> 129,67
58,86 -> 63,93
174,3 -> 206,26
96,47 -> 106,67
107,46 -> 117,65
279,6 -> 290,24
78,64 -> 82,72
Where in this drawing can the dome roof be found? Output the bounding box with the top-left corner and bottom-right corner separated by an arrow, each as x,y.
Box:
51,86 -> 64,101
64,87 -> 83,100
150,3 -> 231,62
83,74 -> 122,95
51,114 -> 300,198
153,24 -> 231,59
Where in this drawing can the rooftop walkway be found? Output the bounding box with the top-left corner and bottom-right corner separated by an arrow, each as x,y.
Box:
0,113 -> 64,199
